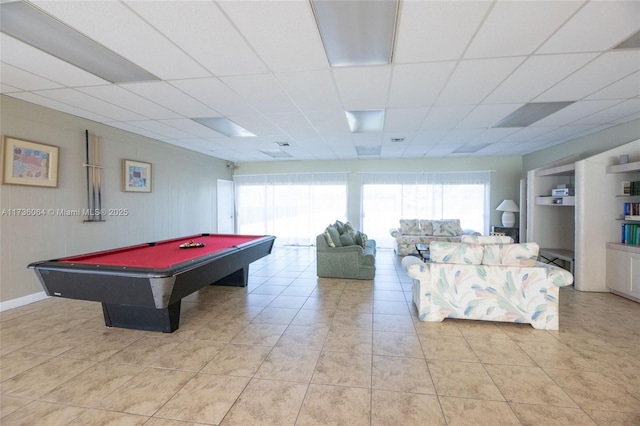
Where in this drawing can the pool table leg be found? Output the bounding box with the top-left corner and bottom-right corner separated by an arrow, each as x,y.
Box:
214,266 -> 249,287
101,301 -> 181,333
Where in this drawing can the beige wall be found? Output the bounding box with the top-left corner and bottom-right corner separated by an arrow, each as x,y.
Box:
234,156 -> 524,232
0,96 -> 231,305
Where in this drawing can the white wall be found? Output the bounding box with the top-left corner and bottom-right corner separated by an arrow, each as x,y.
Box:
234,156 -> 523,232
0,96 -> 232,305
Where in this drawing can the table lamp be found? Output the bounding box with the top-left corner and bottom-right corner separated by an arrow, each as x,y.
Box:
496,199 -> 519,227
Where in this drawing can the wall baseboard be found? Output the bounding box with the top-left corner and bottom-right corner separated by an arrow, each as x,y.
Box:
0,291 -> 49,312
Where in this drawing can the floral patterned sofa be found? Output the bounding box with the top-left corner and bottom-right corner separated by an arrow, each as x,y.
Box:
389,219 -> 479,255
402,237 -> 574,330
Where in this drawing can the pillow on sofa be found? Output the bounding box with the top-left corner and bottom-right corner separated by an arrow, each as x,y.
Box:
429,242 -> 484,264
324,225 -> 342,248
355,231 -> 368,248
483,243 -> 539,266
419,220 -> 433,236
340,233 -> 355,246
399,219 -> 420,235
432,219 -> 463,236
334,220 -> 346,234
343,222 -> 357,240
461,235 -> 514,245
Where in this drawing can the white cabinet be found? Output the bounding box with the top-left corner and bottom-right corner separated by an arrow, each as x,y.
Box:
606,243 -> 640,302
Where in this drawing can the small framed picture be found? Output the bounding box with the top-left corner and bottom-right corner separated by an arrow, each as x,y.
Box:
123,159 -> 152,192
2,136 -> 59,188
622,181 -> 631,196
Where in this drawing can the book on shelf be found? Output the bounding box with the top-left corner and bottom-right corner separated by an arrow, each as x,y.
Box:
621,223 -> 640,245
625,215 -> 640,221
624,202 -> 640,216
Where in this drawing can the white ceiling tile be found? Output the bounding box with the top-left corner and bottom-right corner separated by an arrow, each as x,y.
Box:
436,57 -> 525,106
217,0 -> 327,72
570,98 -> 640,125
78,85 -> 180,120
106,122 -> 165,140
467,128 -> 520,145
332,66 -> 392,110
0,62 -> 61,91
530,125 -> 598,143
121,82 -> 218,118
394,1 -> 491,62
265,112 -> 316,133
538,1 -> 640,53
439,129 -> 485,145
276,70 -> 342,111
7,91 -> 111,123
353,133 -> 383,145
533,100 -> 624,127
32,0 -> 209,79
485,53 -> 598,103
388,62 -> 457,108
495,127 -> 556,145
304,110 -> 351,133
33,88 -> 146,121
536,50 -> 640,102
159,119 -> 226,139
465,1 -> 584,58
125,1 -> 267,76
228,113 -> 284,136
587,72 -> 640,100
169,78 -> 255,117
0,83 -> 21,93
614,111 -> 640,124
457,104 -> 523,129
0,34 -> 108,87
124,120 -> 194,139
221,74 -> 299,113
421,106 -> 475,130
384,108 -> 429,132
411,130 -> 449,145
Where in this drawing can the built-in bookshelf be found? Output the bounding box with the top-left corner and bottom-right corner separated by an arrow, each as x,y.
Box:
607,160 -> 640,246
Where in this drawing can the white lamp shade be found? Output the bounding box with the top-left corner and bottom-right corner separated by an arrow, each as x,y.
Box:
496,199 -> 519,228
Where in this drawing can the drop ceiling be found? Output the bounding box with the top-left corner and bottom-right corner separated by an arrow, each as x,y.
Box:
1,0 -> 639,162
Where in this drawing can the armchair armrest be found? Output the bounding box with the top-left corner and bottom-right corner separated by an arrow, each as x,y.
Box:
390,228 -> 401,238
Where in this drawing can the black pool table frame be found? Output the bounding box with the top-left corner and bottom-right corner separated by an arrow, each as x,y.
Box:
28,234 -> 275,333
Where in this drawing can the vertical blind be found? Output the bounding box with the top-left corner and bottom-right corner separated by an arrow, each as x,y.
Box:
361,171 -> 490,248
234,173 -> 348,246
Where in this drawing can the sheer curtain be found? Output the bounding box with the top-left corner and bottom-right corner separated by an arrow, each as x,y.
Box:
361,171 -> 490,248
234,173 -> 348,246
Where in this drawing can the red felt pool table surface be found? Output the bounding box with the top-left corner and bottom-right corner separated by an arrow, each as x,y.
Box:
59,234 -> 263,269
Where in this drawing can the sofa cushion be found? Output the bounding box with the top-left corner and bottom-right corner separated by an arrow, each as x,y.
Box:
324,226 -> 342,248
461,235 -> 514,245
419,220 -> 433,236
399,219 -> 420,235
355,231 -> 368,248
432,219 -> 463,236
334,220 -> 346,234
340,232 -> 355,246
429,242 -> 484,264
343,222 -> 357,240
483,243 -> 539,266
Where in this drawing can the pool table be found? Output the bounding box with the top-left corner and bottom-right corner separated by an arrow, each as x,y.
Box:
29,233 -> 275,332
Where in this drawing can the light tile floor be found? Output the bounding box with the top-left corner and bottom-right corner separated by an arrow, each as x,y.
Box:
1,247 -> 639,425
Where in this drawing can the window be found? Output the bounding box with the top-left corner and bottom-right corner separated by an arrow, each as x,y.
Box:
361,172 -> 490,248
234,173 -> 348,246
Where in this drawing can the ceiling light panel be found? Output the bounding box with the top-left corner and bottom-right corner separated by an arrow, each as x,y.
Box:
452,143 -> 490,154
436,57 -> 525,106
538,1 -> 640,54
218,1 -> 328,72
394,1 -> 490,62
346,110 -> 385,133
616,29 -> 640,50
0,33 -> 108,87
160,119 -> 228,138
32,0 -> 208,80
388,62 -> 457,108
0,2 -> 158,83
193,118 -> 256,138
535,51 -> 640,102
356,145 -> 382,156
125,1 -> 267,76
465,1 -> 582,58
494,102 -> 574,128
311,0 -> 398,66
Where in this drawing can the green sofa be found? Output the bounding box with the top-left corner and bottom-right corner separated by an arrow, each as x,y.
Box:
316,233 -> 376,279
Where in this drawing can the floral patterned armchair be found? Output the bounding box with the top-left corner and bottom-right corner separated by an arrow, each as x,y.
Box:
402,240 -> 574,330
